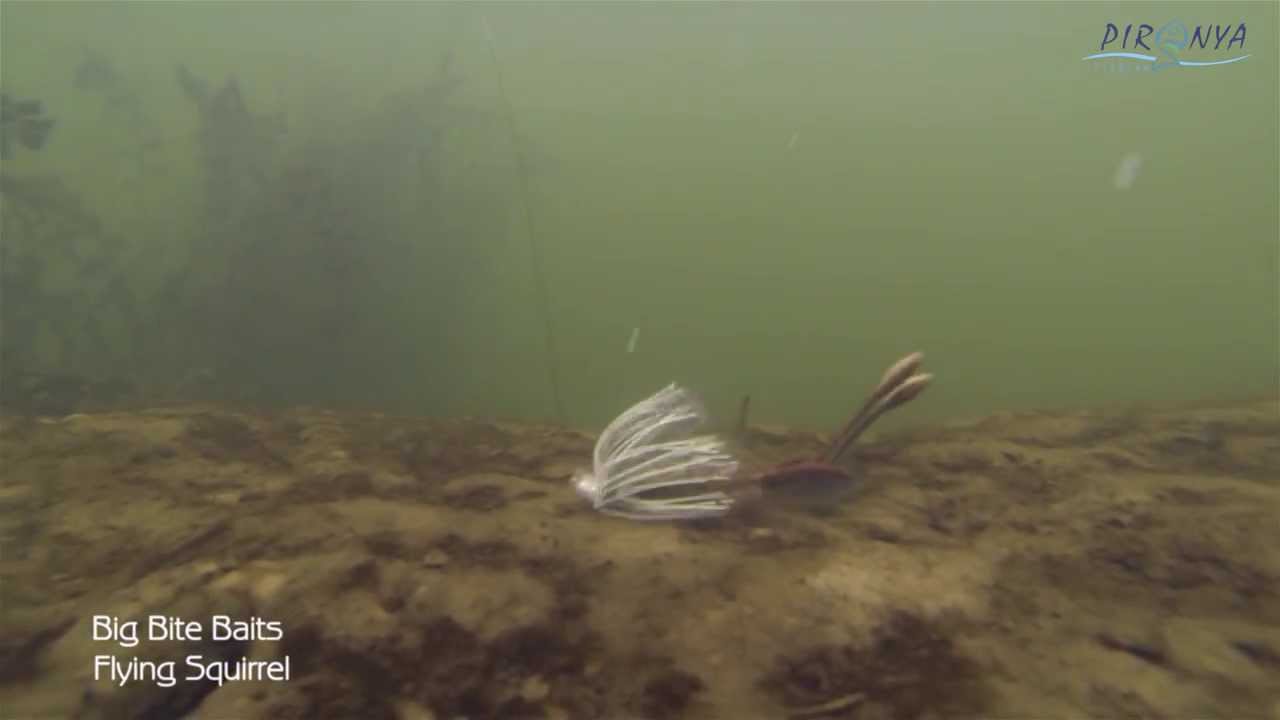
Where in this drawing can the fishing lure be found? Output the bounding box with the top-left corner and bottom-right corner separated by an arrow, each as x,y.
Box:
572,383 -> 738,521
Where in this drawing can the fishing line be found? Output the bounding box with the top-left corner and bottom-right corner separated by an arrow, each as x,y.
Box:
480,14 -> 567,424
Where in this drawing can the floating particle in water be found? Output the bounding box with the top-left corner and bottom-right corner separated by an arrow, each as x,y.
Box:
1113,152 -> 1143,190
787,132 -> 800,150
626,327 -> 640,354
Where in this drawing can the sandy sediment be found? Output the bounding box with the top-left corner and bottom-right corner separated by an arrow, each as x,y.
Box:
1,400 -> 1277,719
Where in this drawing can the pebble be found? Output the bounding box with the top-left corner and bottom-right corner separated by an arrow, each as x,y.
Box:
0,484 -> 34,509
252,572 -> 289,604
392,699 -> 437,720
422,549 -> 451,568
211,491 -> 242,506
520,675 -> 550,702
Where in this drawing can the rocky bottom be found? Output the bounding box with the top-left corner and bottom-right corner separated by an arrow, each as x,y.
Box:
1,399 -> 1278,719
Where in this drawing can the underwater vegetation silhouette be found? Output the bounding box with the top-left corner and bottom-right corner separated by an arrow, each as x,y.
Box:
0,93 -> 144,414
1,42 -> 509,414
0,93 -> 55,160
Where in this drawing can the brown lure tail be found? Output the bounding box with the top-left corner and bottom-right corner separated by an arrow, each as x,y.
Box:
826,353 -> 933,464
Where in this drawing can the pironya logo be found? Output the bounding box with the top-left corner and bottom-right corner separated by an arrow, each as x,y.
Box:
1084,20 -> 1249,71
